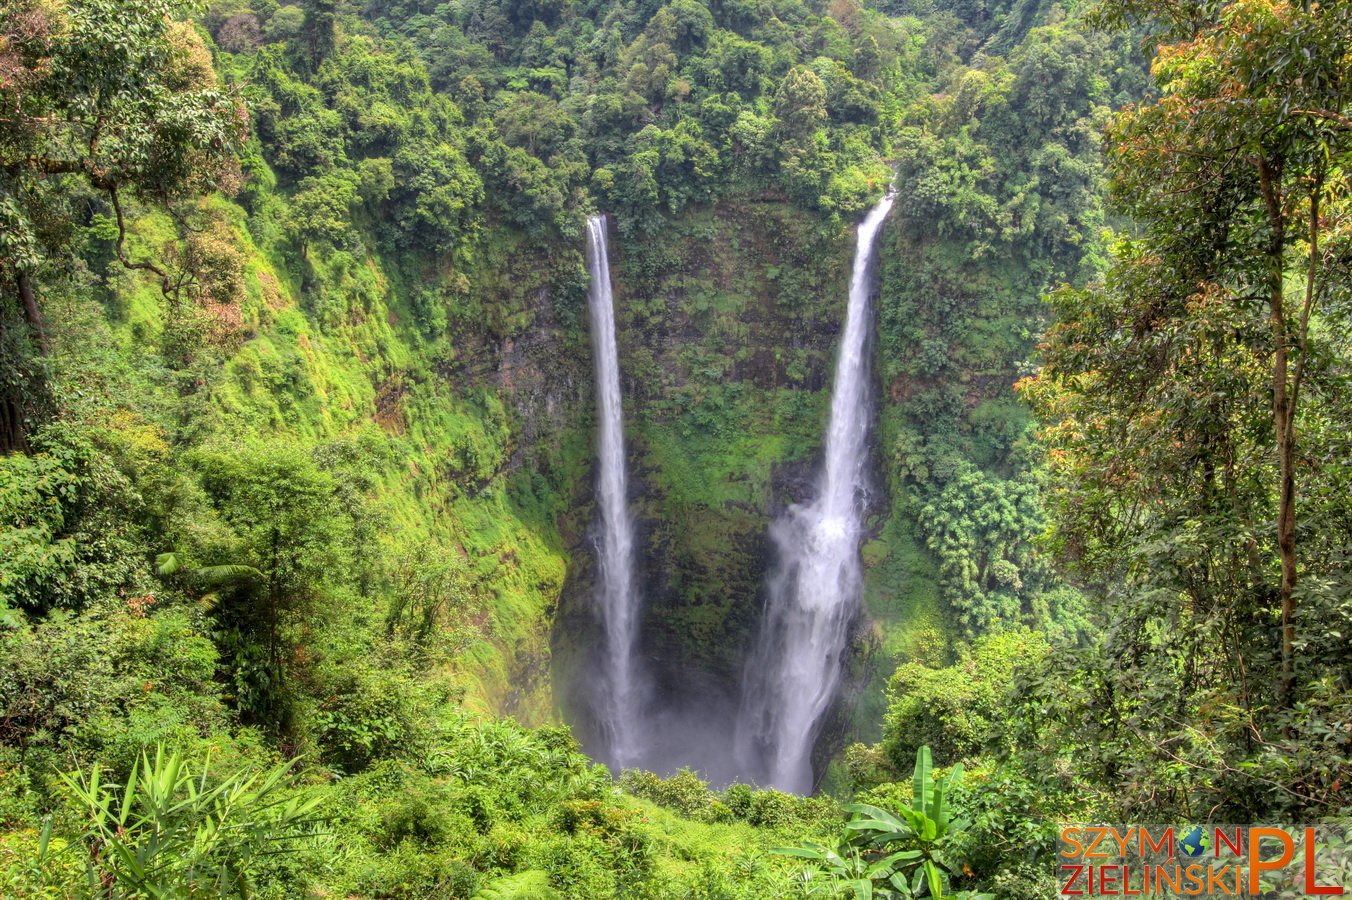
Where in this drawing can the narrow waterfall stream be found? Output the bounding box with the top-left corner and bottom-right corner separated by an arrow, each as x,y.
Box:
735,191 -> 897,793
584,214 -> 644,769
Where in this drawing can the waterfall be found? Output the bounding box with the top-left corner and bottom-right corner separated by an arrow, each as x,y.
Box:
584,214 -> 644,769
735,191 -> 896,793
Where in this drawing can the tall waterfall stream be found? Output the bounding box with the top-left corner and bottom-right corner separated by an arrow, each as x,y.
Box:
734,191 -> 897,792
580,194 -> 895,790
585,214 -> 644,770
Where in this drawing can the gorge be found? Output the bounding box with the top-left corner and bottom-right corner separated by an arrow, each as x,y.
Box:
577,192 -> 897,792
5,0 -> 1341,894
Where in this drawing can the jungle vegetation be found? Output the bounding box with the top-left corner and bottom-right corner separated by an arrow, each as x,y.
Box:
0,0 -> 1348,895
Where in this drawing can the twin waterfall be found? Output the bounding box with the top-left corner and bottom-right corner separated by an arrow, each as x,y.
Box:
584,215 -> 644,769
582,193 -> 896,789
736,191 -> 897,792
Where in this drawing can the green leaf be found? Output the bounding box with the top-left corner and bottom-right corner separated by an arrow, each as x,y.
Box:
773,845 -> 830,861
935,763 -> 963,832
913,746 -> 932,817
193,564 -> 264,586
924,859 -> 945,899
154,551 -> 182,575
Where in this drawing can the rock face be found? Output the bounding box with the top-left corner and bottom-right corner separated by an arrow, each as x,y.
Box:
447,199 -> 943,779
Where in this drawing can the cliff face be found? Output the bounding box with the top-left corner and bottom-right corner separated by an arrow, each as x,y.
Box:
89,153 -> 1087,779
421,205 -> 855,728
551,198 -> 890,766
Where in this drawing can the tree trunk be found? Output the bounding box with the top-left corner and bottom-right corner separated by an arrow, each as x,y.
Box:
1257,159 -> 1297,704
0,388 -> 25,454
2,273 -> 46,453
16,271 -> 49,355
1274,355 -> 1297,703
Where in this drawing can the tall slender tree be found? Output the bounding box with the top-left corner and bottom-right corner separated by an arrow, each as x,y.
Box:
1029,0 -> 1352,700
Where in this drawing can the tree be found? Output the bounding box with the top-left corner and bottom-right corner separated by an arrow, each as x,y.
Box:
0,447 -> 78,615
383,546 -> 479,649
773,66 -> 828,141
706,33 -> 771,98
391,140 -> 484,253
0,0 -> 246,450
1014,0 -> 1352,824
186,444 -> 346,727
916,465 -> 1052,638
298,0 -> 338,71
287,173 -> 359,255
648,0 -> 715,54
492,91 -> 576,159
1030,0 -> 1352,701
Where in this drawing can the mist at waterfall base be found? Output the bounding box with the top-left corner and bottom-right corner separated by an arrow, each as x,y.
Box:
575,195 -> 896,792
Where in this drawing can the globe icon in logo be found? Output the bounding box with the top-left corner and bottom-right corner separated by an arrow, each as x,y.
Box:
1178,826 -> 1209,858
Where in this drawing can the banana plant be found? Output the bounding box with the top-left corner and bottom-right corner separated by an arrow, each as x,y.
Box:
775,747 -> 990,899
776,841 -> 924,898
847,745 -> 962,841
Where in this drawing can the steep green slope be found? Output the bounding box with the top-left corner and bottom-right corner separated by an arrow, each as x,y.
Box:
0,0 -> 1138,765
101,196 -> 588,723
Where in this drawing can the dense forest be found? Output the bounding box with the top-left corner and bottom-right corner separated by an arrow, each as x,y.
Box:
0,0 -> 1349,894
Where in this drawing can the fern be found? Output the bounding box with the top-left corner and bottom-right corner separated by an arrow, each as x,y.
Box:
475,869 -> 560,899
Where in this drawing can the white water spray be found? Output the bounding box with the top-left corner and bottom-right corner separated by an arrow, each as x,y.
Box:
735,191 -> 896,793
585,214 -> 643,769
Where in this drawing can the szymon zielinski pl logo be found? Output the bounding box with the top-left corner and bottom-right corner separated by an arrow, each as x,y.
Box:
1058,825 -> 1351,896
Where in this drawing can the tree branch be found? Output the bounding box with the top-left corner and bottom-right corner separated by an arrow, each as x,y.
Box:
1291,108 -> 1352,131
108,185 -> 175,298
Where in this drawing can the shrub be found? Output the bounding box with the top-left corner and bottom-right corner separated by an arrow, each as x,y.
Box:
620,767 -> 713,819
882,630 -> 1051,768
50,745 -> 324,897
347,842 -> 480,899
377,781 -> 466,848
311,663 -> 425,774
